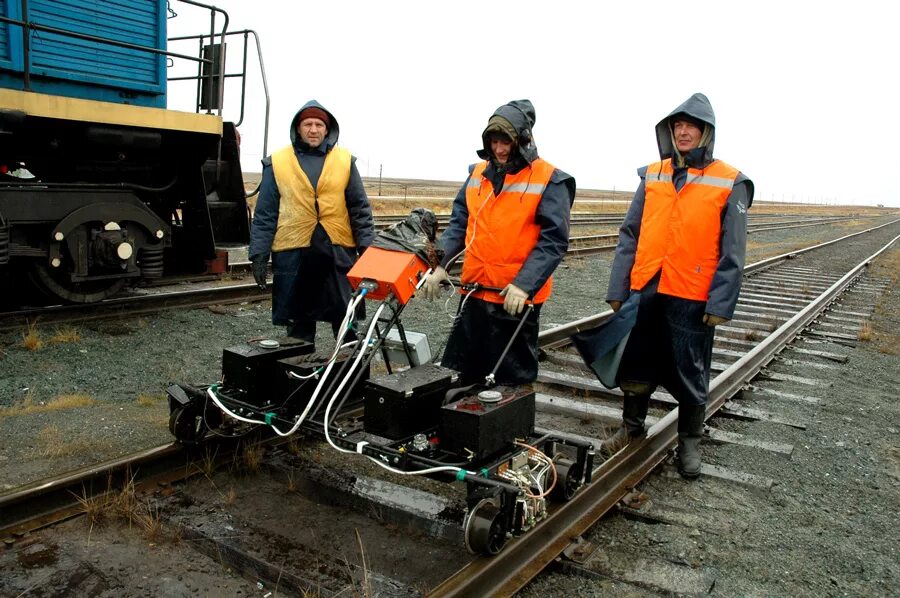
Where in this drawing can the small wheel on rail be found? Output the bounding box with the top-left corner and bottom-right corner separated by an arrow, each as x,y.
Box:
463,499 -> 508,555
168,403 -> 208,444
550,456 -> 582,502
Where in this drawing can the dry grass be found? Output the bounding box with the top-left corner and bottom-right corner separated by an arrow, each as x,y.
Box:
223,486 -> 237,506
74,486 -> 115,532
48,326 -> 80,344
600,426 -> 629,457
744,329 -> 761,342
868,248 -> 900,354
355,529 -> 372,598
240,443 -> 266,473
368,197 -> 453,217
72,473 -> 172,543
197,447 -> 219,478
35,425 -> 104,458
285,437 -> 305,456
0,392 -> 96,418
131,502 -> 164,542
136,393 -> 166,407
21,321 -> 43,351
858,321 -> 873,342
870,248 -> 900,284
286,470 -> 298,493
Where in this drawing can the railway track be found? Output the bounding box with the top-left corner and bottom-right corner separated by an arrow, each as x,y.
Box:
429,220 -> 900,596
374,212 -> 866,233
2,219 -> 897,595
0,283 -> 270,333
566,215 -> 876,255
3,214 -> 868,329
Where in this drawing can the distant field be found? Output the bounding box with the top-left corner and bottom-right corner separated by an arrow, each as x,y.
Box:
243,173 -> 896,218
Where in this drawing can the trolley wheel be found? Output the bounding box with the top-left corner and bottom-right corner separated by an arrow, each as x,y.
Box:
464,499 -> 508,555
30,262 -> 126,304
550,457 -> 582,502
169,403 -> 208,444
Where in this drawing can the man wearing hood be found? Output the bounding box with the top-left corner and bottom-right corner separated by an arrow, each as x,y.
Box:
422,99 -> 575,386
604,92 -> 754,479
249,100 -> 374,345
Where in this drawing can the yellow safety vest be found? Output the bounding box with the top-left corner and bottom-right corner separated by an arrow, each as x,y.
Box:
270,145 -> 354,251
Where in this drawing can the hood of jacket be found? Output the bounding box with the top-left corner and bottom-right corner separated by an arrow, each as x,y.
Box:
290,99 -> 340,153
477,99 -> 540,168
655,92 -> 716,168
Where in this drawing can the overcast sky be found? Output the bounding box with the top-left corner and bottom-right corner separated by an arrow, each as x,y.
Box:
168,0 -> 899,207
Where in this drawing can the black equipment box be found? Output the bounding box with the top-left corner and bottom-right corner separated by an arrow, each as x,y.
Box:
439,386 -> 535,460
364,364 -> 459,439
222,338 -> 315,401
279,349 -> 371,412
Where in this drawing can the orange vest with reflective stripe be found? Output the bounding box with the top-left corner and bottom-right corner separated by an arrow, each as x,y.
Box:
630,158 -> 738,301
462,159 -> 556,304
270,145 -> 354,251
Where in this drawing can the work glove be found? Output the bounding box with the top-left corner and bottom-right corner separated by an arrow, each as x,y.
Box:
251,258 -> 268,290
608,300 -> 622,313
421,266 -> 449,301
499,283 -> 529,316
703,313 -> 729,327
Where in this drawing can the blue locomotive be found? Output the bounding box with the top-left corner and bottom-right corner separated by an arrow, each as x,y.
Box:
0,0 -> 259,302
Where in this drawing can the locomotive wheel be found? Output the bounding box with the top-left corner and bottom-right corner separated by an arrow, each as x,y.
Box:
550,457 -> 582,502
464,499 -> 508,555
30,262 -> 126,304
168,403 -> 208,444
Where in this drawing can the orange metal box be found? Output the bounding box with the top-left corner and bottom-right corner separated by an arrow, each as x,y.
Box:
346,247 -> 428,305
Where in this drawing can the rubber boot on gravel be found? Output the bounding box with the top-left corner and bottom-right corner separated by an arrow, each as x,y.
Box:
676,404 -> 707,479
601,393 -> 650,456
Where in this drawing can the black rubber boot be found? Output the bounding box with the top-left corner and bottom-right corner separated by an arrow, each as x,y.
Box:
601,393 -> 650,456
676,404 -> 707,479
287,320 -> 316,348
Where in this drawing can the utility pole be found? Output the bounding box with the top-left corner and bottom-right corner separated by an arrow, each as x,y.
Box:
378,164 -> 383,197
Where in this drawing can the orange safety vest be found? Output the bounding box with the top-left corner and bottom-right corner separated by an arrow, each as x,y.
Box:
630,158 -> 739,301
462,159 -> 557,304
269,145 -> 354,252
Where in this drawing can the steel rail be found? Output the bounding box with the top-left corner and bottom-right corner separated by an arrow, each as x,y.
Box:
0,444 -> 181,537
427,231 -> 899,596
0,283 -> 270,332
0,431 -> 289,539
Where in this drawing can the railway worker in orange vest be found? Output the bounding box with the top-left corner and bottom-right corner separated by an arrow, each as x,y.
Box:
421,99 -> 575,385
249,100 -> 374,347
605,92 -> 754,478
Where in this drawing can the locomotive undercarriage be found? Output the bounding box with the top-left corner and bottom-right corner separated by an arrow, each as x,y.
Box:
0,111 -> 248,304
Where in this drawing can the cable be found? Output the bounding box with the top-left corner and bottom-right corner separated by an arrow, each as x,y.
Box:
514,441 -> 558,499
203,291 -> 367,435
270,291 -> 367,437
323,301 -> 388,453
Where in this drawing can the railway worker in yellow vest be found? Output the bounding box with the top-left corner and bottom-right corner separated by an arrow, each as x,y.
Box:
249,100 -> 374,346
422,99 -> 575,386
605,92 -> 754,478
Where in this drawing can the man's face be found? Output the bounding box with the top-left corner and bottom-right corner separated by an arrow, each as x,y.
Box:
491,136 -> 514,164
298,118 -> 327,147
672,118 -> 703,153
